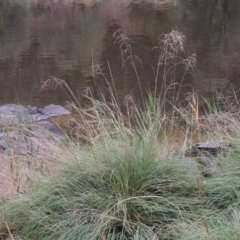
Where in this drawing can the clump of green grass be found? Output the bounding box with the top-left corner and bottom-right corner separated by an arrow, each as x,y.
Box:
0,130 -> 204,239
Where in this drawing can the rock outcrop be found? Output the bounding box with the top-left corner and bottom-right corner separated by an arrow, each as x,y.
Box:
0,104 -> 70,155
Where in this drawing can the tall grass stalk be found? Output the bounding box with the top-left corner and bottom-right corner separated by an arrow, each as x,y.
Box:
113,29 -> 144,101
153,30 -> 197,111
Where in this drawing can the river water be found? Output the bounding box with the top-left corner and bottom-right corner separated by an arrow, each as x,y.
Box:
0,0 -> 240,107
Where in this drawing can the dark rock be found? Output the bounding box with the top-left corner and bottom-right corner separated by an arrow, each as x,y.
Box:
185,140 -> 224,157
185,140 -> 223,177
195,140 -> 222,149
36,121 -> 68,139
26,106 -> 38,114
192,155 -> 219,177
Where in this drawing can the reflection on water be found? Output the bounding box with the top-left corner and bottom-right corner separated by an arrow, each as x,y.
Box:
0,0 -> 240,106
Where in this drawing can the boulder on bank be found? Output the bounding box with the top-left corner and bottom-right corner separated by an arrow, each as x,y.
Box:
34,104 -> 71,121
185,140 -> 225,177
185,140 -> 223,157
0,104 -> 70,124
0,104 -> 70,155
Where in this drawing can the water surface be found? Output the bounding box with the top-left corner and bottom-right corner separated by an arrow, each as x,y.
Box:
0,0 -> 240,107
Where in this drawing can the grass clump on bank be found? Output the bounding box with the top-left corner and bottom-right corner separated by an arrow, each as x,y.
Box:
2,97 -> 240,239
0,134 -> 203,239
1,29 -> 240,239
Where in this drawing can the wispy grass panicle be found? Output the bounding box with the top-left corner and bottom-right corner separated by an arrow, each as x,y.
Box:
113,29 -> 144,101
184,53 -> 197,71
152,29 -> 197,109
42,76 -> 82,107
153,29 -> 186,95
113,29 -> 142,68
158,29 -> 186,57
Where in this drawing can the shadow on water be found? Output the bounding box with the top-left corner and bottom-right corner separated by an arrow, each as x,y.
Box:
0,0 -> 240,107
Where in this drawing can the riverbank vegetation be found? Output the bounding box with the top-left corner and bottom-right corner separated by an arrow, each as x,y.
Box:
1,30 -> 240,239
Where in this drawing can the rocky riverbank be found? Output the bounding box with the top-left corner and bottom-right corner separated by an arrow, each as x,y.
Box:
0,104 -> 70,155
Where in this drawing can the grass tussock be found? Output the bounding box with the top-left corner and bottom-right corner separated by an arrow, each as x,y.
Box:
1,29 -> 240,239
3,109 -> 240,239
